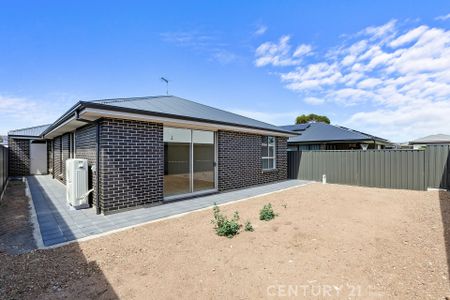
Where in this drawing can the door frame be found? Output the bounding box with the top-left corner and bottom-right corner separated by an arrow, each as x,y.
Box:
163,127 -> 218,201
29,139 -> 48,175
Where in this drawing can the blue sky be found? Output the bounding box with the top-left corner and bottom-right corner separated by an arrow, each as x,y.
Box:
0,1 -> 449,141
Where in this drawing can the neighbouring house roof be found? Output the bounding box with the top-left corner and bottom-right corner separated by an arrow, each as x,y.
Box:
409,134 -> 450,145
279,122 -> 390,144
277,124 -> 310,132
8,124 -> 51,138
41,95 -> 295,138
0,135 -> 7,146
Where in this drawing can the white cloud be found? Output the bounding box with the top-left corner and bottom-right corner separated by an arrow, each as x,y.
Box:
0,95 -> 64,135
254,19 -> 450,141
161,30 -> 238,64
255,35 -> 312,67
212,50 -> 237,64
363,19 -> 396,37
293,44 -> 312,57
160,31 -> 214,49
304,97 -> 325,105
345,100 -> 450,142
389,25 -> 428,48
230,109 -> 300,125
436,13 -> 450,21
254,25 -> 268,36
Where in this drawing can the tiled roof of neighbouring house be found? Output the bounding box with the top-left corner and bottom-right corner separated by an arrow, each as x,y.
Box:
279,122 -> 389,143
86,95 -> 293,134
8,124 -> 51,137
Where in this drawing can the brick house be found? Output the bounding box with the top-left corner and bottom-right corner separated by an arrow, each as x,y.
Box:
8,96 -> 294,214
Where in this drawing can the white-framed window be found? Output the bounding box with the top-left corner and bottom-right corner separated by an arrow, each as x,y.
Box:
262,136 -> 276,170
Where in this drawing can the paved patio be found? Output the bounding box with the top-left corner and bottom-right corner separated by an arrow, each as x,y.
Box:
27,175 -> 310,247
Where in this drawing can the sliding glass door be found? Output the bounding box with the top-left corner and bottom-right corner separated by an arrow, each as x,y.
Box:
163,128 -> 191,197
193,130 -> 215,192
164,127 -> 216,199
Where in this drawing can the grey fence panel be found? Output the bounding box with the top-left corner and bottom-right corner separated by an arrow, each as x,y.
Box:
289,149 -> 432,191
426,145 -> 450,189
0,145 -> 8,198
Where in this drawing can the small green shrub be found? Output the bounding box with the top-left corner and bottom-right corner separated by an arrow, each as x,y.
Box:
211,204 -> 241,238
244,220 -> 254,232
259,203 -> 277,221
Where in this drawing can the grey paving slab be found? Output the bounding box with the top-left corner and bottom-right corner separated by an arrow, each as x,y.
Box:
27,175 -> 310,247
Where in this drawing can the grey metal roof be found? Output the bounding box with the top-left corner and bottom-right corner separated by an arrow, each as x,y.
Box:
87,95 -> 293,134
8,124 -> 51,137
279,122 -> 389,144
278,123 -> 310,132
409,134 -> 450,144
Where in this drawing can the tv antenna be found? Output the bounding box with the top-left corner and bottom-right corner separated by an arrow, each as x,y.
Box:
160,77 -> 170,95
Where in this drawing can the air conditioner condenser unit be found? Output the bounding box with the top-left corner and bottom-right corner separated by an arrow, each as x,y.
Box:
66,159 -> 91,209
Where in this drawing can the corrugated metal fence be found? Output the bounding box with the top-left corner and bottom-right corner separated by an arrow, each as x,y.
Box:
288,145 -> 450,191
0,145 -> 8,198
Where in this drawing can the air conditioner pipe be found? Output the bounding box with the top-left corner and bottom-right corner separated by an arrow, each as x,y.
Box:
81,189 -> 94,202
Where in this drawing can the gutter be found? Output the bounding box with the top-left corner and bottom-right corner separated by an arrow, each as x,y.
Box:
41,101 -> 85,137
6,135 -> 44,139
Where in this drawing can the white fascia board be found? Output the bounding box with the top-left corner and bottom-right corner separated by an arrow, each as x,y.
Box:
79,107 -> 295,137
43,114 -> 78,139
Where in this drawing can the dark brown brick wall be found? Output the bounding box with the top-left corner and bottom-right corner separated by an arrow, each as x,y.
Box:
60,133 -> 70,184
47,141 -> 53,175
8,137 -> 30,176
217,131 -> 287,191
99,119 -> 163,213
53,136 -> 63,181
43,121 -> 287,215
75,124 -> 98,206
50,133 -> 73,184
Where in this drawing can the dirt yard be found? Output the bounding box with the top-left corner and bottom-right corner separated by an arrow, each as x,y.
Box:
1,183 -> 450,299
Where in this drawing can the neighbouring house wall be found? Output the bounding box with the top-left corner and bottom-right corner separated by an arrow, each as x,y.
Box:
217,131 -> 287,191
8,137 -> 30,176
99,118 -> 164,213
74,124 -> 98,206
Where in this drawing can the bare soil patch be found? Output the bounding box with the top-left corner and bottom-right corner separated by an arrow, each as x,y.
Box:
1,183 -> 450,299
0,180 -> 36,255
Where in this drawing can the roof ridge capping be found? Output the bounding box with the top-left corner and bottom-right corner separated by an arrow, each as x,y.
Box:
88,95 -> 172,104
